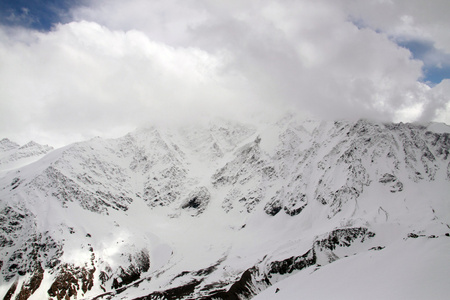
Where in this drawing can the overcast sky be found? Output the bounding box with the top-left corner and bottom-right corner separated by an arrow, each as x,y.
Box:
1,0 -> 450,147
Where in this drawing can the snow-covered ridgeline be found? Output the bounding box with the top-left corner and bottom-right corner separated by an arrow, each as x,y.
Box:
0,118 -> 449,299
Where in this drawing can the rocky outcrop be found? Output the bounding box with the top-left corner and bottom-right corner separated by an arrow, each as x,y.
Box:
15,264 -> 45,300
264,191 -> 307,217
181,187 -> 211,216
137,227 -> 374,300
47,246 -> 96,299
379,173 -> 403,192
110,249 -> 150,290
48,263 -> 95,300
0,206 -> 63,282
3,278 -> 18,300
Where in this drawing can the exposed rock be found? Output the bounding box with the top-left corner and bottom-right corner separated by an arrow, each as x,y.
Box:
0,206 -> 63,282
379,173 -> 396,183
379,173 -> 403,192
3,277 -> 18,300
264,196 -> 283,216
134,280 -> 201,300
181,187 -> 211,216
48,258 -> 96,299
110,249 -> 150,290
15,264 -> 44,300
142,227 -> 374,300
283,194 -> 307,216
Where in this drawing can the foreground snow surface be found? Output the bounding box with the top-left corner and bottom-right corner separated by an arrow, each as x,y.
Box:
0,118 -> 449,299
255,237 -> 450,300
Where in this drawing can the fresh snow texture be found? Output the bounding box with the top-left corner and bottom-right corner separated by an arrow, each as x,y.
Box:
255,237 -> 450,300
0,117 -> 449,300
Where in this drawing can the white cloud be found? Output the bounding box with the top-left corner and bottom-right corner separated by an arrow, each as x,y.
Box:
186,1 -> 430,121
426,79 -> 450,124
0,0 -> 449,147
341,0 -> 450,53
72,0 -> 208,46
0,21 -> 252,146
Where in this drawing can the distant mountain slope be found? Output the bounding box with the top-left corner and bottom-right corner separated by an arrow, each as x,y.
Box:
0,118 -> 449,299
0,139 -> 53,175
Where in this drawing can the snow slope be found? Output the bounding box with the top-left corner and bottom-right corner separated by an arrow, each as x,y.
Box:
0,139 -> 53,176
254,237 -> 450,300
0,117 -> 449,299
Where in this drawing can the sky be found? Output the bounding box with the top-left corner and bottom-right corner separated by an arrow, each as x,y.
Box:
0,0 -> 450,147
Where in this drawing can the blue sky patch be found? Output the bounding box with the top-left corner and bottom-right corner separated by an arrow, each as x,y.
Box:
0,0 -> 81,31
349,16 -> 450,86
395,38 -> 450,86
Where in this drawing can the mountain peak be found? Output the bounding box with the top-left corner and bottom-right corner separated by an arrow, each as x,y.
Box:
0,138 -> 20,152
18,140 -> 53,151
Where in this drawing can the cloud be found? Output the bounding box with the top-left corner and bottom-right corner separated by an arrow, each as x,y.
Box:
342,0 -> 450,85
0,21 -> 251,146
0,0 -> 449,147
340,0 -> 450,52
175,1 -> 446,122
72,0 -> 208,46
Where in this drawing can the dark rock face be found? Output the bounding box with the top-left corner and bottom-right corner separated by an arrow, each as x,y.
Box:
47,247 -> 96,300
283,194 -> 307,216
264,196 -> 283,216
0,206 -> 63,283
264,189 -> 308,217
3,278 -> 18,300
268,249 -> 316,278
110,250 -> 150,290
134,280 -> 201,300
212,227 -> 373,300
181,187 -> 211,216
48,264 -> 95,300
379,173 -> 396,183
16,266 -> 44,300
136,227 -> 374,300
206,268 -> 270,300
0,206 -> 26,249
379,173 -> 403,192
315,227 -> 374,251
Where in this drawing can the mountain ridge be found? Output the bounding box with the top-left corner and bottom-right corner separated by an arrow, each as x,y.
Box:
0,117 -> 449,299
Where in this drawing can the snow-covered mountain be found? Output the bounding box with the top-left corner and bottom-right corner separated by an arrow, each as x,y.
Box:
0,139 -> 53,175
0,117 -> 449,300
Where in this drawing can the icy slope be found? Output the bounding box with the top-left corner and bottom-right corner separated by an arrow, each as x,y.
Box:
0,118 -> 449,300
